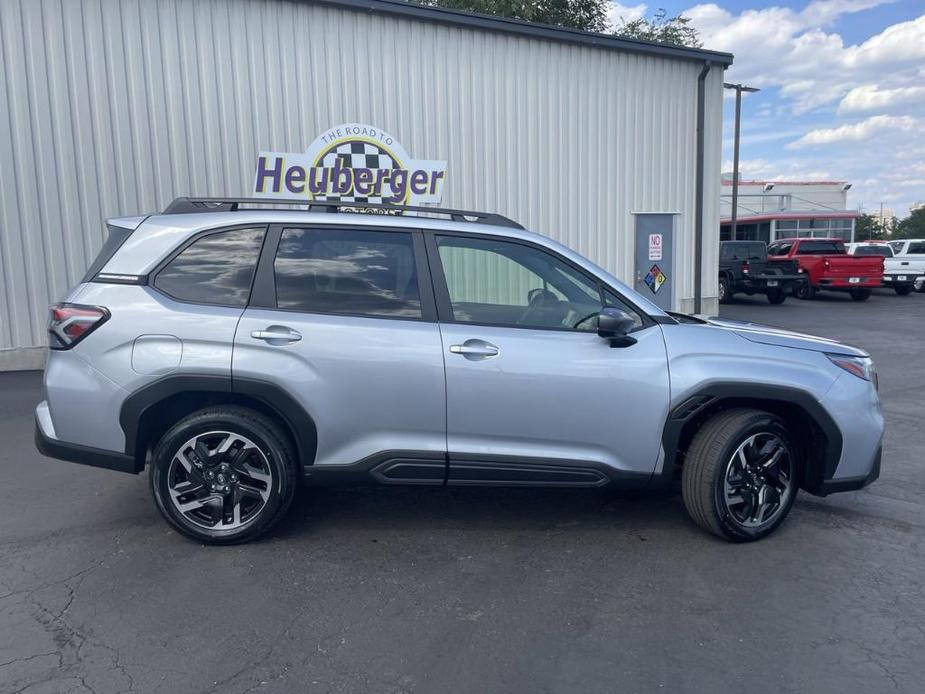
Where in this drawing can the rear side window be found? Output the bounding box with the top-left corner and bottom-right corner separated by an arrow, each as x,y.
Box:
82,224 -> 134,282
908,242 -> 925,254
798,241 -> 842,254
153,227 -> 265,306
273,228 -> 422,319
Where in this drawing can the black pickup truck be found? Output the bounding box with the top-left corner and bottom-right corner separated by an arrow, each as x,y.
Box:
719,241 -> 803,304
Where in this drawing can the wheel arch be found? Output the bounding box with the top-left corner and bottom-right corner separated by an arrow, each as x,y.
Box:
120,375 -> 317,472
660,384 -> 841,496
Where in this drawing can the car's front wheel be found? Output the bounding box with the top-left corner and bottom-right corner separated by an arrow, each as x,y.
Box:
150,406 -> 298,544
718,277 -> 731,304
682,409 -> 799,542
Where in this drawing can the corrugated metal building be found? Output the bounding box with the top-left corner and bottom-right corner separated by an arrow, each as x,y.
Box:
0,0 -> 731,370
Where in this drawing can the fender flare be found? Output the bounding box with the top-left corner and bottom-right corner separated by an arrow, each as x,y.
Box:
658,383 -> 842,495
119,374 -> 317,468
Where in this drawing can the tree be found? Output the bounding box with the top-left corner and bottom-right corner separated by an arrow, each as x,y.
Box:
855,213 -> 886,241
895,207 -> 925,239
426,0 -> 610,33
425,1 -> 703,47
611,8 -> 702,48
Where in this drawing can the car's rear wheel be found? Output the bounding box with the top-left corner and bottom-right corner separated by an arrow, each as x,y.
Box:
718,277 -> 731,304
894,284 -> 913,296
150,406 -> 298,544
794,282 -> 815,300
766,288 -> 786,304
849,288 -> 871,301
682,409 -> 799,542
915,278 -> 925,293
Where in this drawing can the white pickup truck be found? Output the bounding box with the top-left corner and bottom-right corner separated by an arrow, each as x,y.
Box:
846,242 -> 925,295
888,239 -> 925,293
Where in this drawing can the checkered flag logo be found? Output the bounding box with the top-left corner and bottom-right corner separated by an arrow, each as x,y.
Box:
318,141 -> 400,204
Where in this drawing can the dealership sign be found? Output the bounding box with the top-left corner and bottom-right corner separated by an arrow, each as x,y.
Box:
253,124 -> 447,205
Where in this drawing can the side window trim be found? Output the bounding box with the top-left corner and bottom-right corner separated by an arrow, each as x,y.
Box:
149,224 -> 269,308
423,230 -> 654,332
248,224 -> 437,323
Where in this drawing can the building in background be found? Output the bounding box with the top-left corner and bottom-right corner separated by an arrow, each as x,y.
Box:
0,0 -> 730,370
720,177 -> 856,243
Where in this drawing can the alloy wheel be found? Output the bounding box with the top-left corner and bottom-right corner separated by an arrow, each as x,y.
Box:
722,432 -> 794,528
167,431 -> 273,530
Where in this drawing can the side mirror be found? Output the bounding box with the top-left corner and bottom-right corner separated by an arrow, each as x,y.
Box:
597,307 -> 637,348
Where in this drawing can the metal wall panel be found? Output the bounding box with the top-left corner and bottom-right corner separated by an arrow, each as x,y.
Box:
0,0 -> 723,366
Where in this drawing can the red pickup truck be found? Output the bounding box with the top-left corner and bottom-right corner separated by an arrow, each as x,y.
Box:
767,238 -> 883,301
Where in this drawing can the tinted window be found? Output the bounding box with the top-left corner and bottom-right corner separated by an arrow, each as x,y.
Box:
722,243 -> 765,261
853,246 -> 892,257
767,243 -> 792,256
154,227 -> 265,306
908,242 -> 925,254
274,228 -> 421,318
436,235 -> 638,331
798,240 -> 842,254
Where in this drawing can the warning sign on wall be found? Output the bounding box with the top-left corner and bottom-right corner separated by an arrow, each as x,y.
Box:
648,233 -> 663,261
644,264 -> 667,294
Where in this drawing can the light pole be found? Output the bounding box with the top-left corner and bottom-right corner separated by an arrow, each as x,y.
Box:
724,83 -> 760,240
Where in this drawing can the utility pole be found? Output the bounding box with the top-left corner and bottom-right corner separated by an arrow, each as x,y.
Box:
724,83 -> 760,240
879,201 -> 884,240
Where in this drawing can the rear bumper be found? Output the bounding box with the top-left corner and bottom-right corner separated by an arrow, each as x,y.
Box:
34,401 -> 141,474
820,447 -> 881,495
882,274 -> 918,285
817,278 -> 881,289
738,275 -> 803,291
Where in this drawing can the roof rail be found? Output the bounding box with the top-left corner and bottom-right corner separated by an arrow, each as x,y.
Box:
162,197 -> 524,229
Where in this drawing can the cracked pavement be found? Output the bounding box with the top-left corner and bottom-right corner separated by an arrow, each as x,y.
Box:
2,291 -> 924,693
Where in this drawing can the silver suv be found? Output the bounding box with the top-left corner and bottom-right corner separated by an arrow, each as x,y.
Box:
36,198 -> 884,544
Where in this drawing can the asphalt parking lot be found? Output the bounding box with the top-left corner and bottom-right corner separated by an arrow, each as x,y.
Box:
2,289 -> 924,694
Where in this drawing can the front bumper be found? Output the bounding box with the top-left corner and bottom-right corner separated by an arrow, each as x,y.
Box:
820,446 -> 881,495
35,401 -> 140,474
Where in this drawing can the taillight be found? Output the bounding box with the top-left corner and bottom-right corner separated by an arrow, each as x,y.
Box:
48,303 -> 110,350
741,261 -> 750,274
823,258 -> 830,269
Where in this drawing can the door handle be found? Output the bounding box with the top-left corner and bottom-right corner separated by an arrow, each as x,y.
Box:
449,340 -> 499,358
251,327 -> 302,343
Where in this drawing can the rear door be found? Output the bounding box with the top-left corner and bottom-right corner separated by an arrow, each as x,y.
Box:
426,232 -> 670,485
233,224 -> 446,480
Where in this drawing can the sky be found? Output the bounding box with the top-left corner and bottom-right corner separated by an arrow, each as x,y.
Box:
609,0 -> 925,218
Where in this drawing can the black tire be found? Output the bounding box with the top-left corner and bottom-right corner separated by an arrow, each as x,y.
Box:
718,277 -> 731,304
149,406 -> 298,544
849,288 -> 871,301
894,284 -> 913,296
766,288 -> 786,304
681,409 -> 800,542
915,278 -> 925,293
794,282 -> 815,300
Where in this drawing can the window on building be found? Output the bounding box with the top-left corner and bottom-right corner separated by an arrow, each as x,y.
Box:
153,227 -> 265,306
273,228 -> 422,319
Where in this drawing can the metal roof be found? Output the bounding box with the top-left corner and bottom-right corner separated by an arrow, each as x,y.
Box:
313,0 -> 735,65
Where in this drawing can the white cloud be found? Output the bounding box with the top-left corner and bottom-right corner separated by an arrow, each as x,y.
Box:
608,3 -> 647,29
687,3 -> 924,114
838,84 -> 925,113
788,115 -> 919,148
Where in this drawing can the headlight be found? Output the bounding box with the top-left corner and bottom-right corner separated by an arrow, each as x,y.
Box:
827,353 -> 877,387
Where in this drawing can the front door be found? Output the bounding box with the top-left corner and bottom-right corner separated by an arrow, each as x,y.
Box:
428,233 -> 670,485
634,214 -> 675,311
233,225 -> 446,482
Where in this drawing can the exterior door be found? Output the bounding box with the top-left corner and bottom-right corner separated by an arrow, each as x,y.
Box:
428,233 -> 670,485
634,214 -> 675,311
233,225 -> 446,481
